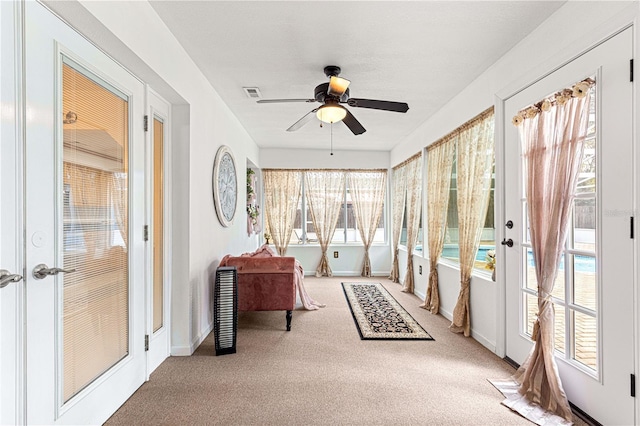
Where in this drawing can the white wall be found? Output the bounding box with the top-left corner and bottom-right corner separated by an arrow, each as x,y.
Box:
286,244 -> 390,277
395,249 -> 496,350
390,1 -> 639,355
74,1 -> 262,355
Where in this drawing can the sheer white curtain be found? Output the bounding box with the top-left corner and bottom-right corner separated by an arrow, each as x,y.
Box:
494,80 -> 594,423
263,170 -> 302,256
349,171 -> 386,277
305,170 -> 346,277
421,139 -> 455,314
389,165 -> 407,283
450,108 -> 494,336
402,154 -> 423,293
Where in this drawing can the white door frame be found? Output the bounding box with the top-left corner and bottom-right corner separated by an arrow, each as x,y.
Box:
0,1 -> 25,424
145,86 -> 172,377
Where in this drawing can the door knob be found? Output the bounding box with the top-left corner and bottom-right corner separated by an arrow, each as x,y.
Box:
32,264 -> 76,280
501,238 -> 514,248
0,270 -> 23,289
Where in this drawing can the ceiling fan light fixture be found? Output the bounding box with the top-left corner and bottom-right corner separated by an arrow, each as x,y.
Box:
316,104 -> 347,124
327,76 -> 351,97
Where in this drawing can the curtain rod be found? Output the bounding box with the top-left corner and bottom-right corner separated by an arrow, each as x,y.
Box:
427,106 -> 494,152
262,168 -> 387,173
392,151 -> 422,170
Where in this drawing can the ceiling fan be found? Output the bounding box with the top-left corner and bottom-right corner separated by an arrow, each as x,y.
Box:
257,65 -> 409,135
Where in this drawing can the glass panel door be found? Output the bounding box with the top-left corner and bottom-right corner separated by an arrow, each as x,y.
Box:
503,28 -> 634,424
62,60 -> 129,402
24,3 -> 146,423
152,117 -> 164,333
146,89 -> 170,375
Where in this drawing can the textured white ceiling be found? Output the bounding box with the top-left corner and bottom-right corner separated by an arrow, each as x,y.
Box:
149,1 -> 565,152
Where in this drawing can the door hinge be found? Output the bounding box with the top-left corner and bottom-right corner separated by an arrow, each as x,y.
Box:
631,374 -> 636,397
631,217 -> 634,239
145,334 -> 149,352
631,59 -> 634,82
144,225 -> 149,241
144,115 -> 149,132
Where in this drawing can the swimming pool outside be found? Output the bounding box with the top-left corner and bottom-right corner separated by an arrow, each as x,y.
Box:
441,245 -> 596,273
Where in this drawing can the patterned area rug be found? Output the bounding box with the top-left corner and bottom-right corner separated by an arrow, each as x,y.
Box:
342,282 -> 433,340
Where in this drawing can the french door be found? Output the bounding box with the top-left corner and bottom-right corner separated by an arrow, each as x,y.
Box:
146,88 -> 171,375
22,2 -> 146,423
504,28 -> 634,424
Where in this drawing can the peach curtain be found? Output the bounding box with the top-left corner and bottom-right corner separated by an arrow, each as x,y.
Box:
421,139 -> 455,314
495,79 -> 594,423
349,171 -> 387,277
389,165 -> 407,283
450,109 -> 495,336
263,170 -> 302,256
402,154 -> 423,293
305,170 -> 346,277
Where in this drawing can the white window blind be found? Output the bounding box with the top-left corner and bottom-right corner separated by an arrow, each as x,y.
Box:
62,61 -> 129,402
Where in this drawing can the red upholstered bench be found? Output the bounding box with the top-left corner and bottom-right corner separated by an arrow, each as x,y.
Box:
221,256 -> 296,331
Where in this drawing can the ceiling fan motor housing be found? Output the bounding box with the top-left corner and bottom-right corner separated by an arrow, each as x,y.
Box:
323,65 -> 341,77
314,82 -> 350,103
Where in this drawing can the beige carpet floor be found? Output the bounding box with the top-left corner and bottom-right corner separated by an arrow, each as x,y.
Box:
106,276 -> 587,425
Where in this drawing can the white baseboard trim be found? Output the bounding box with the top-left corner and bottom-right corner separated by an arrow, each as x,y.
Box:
425,305 -> 496,353
171,345 -> 192,356
304,270 -> 391,277
438,307 -> 453,322
471,330 -> 496,353
191,322 -> 213,353
171,322 -> 213,356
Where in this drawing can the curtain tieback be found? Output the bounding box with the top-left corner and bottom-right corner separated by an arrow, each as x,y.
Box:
532,292 -> 554,341
429,267 -> 438,280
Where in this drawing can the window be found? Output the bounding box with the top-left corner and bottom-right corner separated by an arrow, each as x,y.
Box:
524,86 -> 597,372
441,141 -> 495,270
292,173 -> 386,245
290,194 -> 318,244
399,196 -> 422,251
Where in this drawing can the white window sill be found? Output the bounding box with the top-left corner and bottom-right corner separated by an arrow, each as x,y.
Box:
398,248 -> 494,281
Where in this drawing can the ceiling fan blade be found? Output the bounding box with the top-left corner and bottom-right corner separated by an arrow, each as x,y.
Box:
257,99 -> 315,104
327,76 -> 351,97
286,108 -> 319,132
342,109 -> 366,135
346,98 -> 409,113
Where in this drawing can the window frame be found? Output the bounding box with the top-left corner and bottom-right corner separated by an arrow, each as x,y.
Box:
293,174 -> 387,246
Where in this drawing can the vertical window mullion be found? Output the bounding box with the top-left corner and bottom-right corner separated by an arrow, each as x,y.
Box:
565,251 -> 573,362
343,179 -> 347,243
302,179 -> 307,244
567,209 -> 575,362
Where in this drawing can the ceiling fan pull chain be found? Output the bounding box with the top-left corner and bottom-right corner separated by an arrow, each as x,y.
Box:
330,122 -> 334,156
